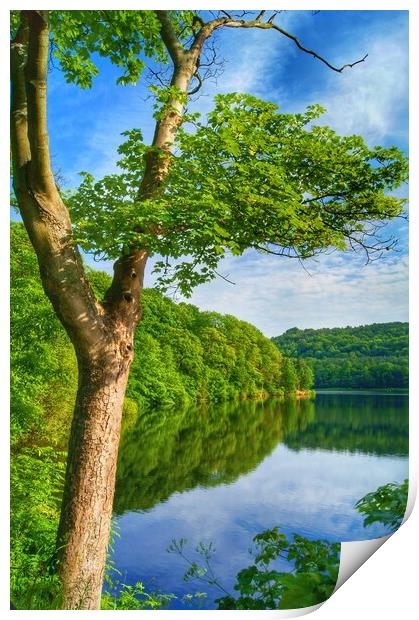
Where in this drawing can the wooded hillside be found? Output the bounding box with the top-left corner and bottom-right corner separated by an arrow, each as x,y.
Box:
272,323 -> 408,388
12,221 -> 315,446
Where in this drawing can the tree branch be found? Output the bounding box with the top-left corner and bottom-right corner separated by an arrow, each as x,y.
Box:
187,71 -> 203,95
155,10 -> 185,65
268,22 -> 368,73
214,270 -> 236,286
147,66 -> 169,88
186,11 -> 366,75
254,244 -> 320,260
302,192 -> 346,204
213,14 -> 368,73
190,17 -> 227,56
11,17 -> 30,174
11,11 -> 106,355
24,11 -> 57,194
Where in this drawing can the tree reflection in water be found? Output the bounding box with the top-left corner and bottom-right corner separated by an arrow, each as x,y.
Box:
114,393 -> 408,515
114,398 -> 314,514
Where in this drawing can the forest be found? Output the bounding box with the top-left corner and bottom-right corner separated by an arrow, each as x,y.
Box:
272,323 -> 408,388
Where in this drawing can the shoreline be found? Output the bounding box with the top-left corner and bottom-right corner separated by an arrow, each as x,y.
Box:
315,387 -> 408,394
244,389 -> 315,401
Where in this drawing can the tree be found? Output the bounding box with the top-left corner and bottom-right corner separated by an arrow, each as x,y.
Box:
295,359 -> 314,391
10,9 -> 408,609
281,359 -> 299,393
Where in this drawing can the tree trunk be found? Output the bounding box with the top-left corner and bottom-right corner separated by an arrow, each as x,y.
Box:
56,345 -> 133,609
54,249 -> 147,609
10,10 -> 208,611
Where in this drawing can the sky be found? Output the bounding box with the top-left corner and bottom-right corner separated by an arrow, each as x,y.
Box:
15,9 -> 410,336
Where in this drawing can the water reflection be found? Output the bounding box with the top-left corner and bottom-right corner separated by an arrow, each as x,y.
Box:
115,398 -> 315,514
284,392 -> 408,456
115,394 -> 407,515
111,393 -> 408,607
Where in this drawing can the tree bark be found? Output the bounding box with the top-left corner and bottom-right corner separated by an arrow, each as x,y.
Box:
55,248 -> 147,609
56,350 -> 131,609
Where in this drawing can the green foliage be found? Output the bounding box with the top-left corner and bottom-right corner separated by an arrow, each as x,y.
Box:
218,529 -> 340,610
282,358 -> 299,392
49,11 -> 166,88
102,579 -> 206,610
10,222 -> 77,443
10,225 -> 71,609
101,581 -> 176,610
10,10 -> 22,38
296,359 -> 315,390
67,93 -> 408,296
103,525 -> 205,609
10,447 -> 65,609
355,479 -> 408,532
129,291 -> 289,408
46,10 -> 203,88
121,397 -> 139,432
170,528 -> 340,610
273,322 -> 409,389
280,358 -> 314,392
274,322 -> 409,360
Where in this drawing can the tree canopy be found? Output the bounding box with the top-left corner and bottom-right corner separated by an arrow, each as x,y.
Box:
10,10 -> 168,87
67,93 -> 407,296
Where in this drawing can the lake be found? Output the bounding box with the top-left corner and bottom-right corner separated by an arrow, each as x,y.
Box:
108,391 -> 408,609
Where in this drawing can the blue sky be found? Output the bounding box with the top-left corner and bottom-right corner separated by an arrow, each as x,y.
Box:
24,10 -> 411,336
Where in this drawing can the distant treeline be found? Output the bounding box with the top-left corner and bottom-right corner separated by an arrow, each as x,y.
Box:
272,323 -> 408,389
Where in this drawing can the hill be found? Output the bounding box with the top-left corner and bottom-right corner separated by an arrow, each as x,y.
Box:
272,323 -> 408,389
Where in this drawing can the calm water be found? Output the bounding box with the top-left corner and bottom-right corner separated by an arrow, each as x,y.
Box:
109,392 -> 408,608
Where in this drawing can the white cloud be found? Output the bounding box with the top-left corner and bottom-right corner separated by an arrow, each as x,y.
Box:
172,250 -> 408,337
303,25 -> 408,143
